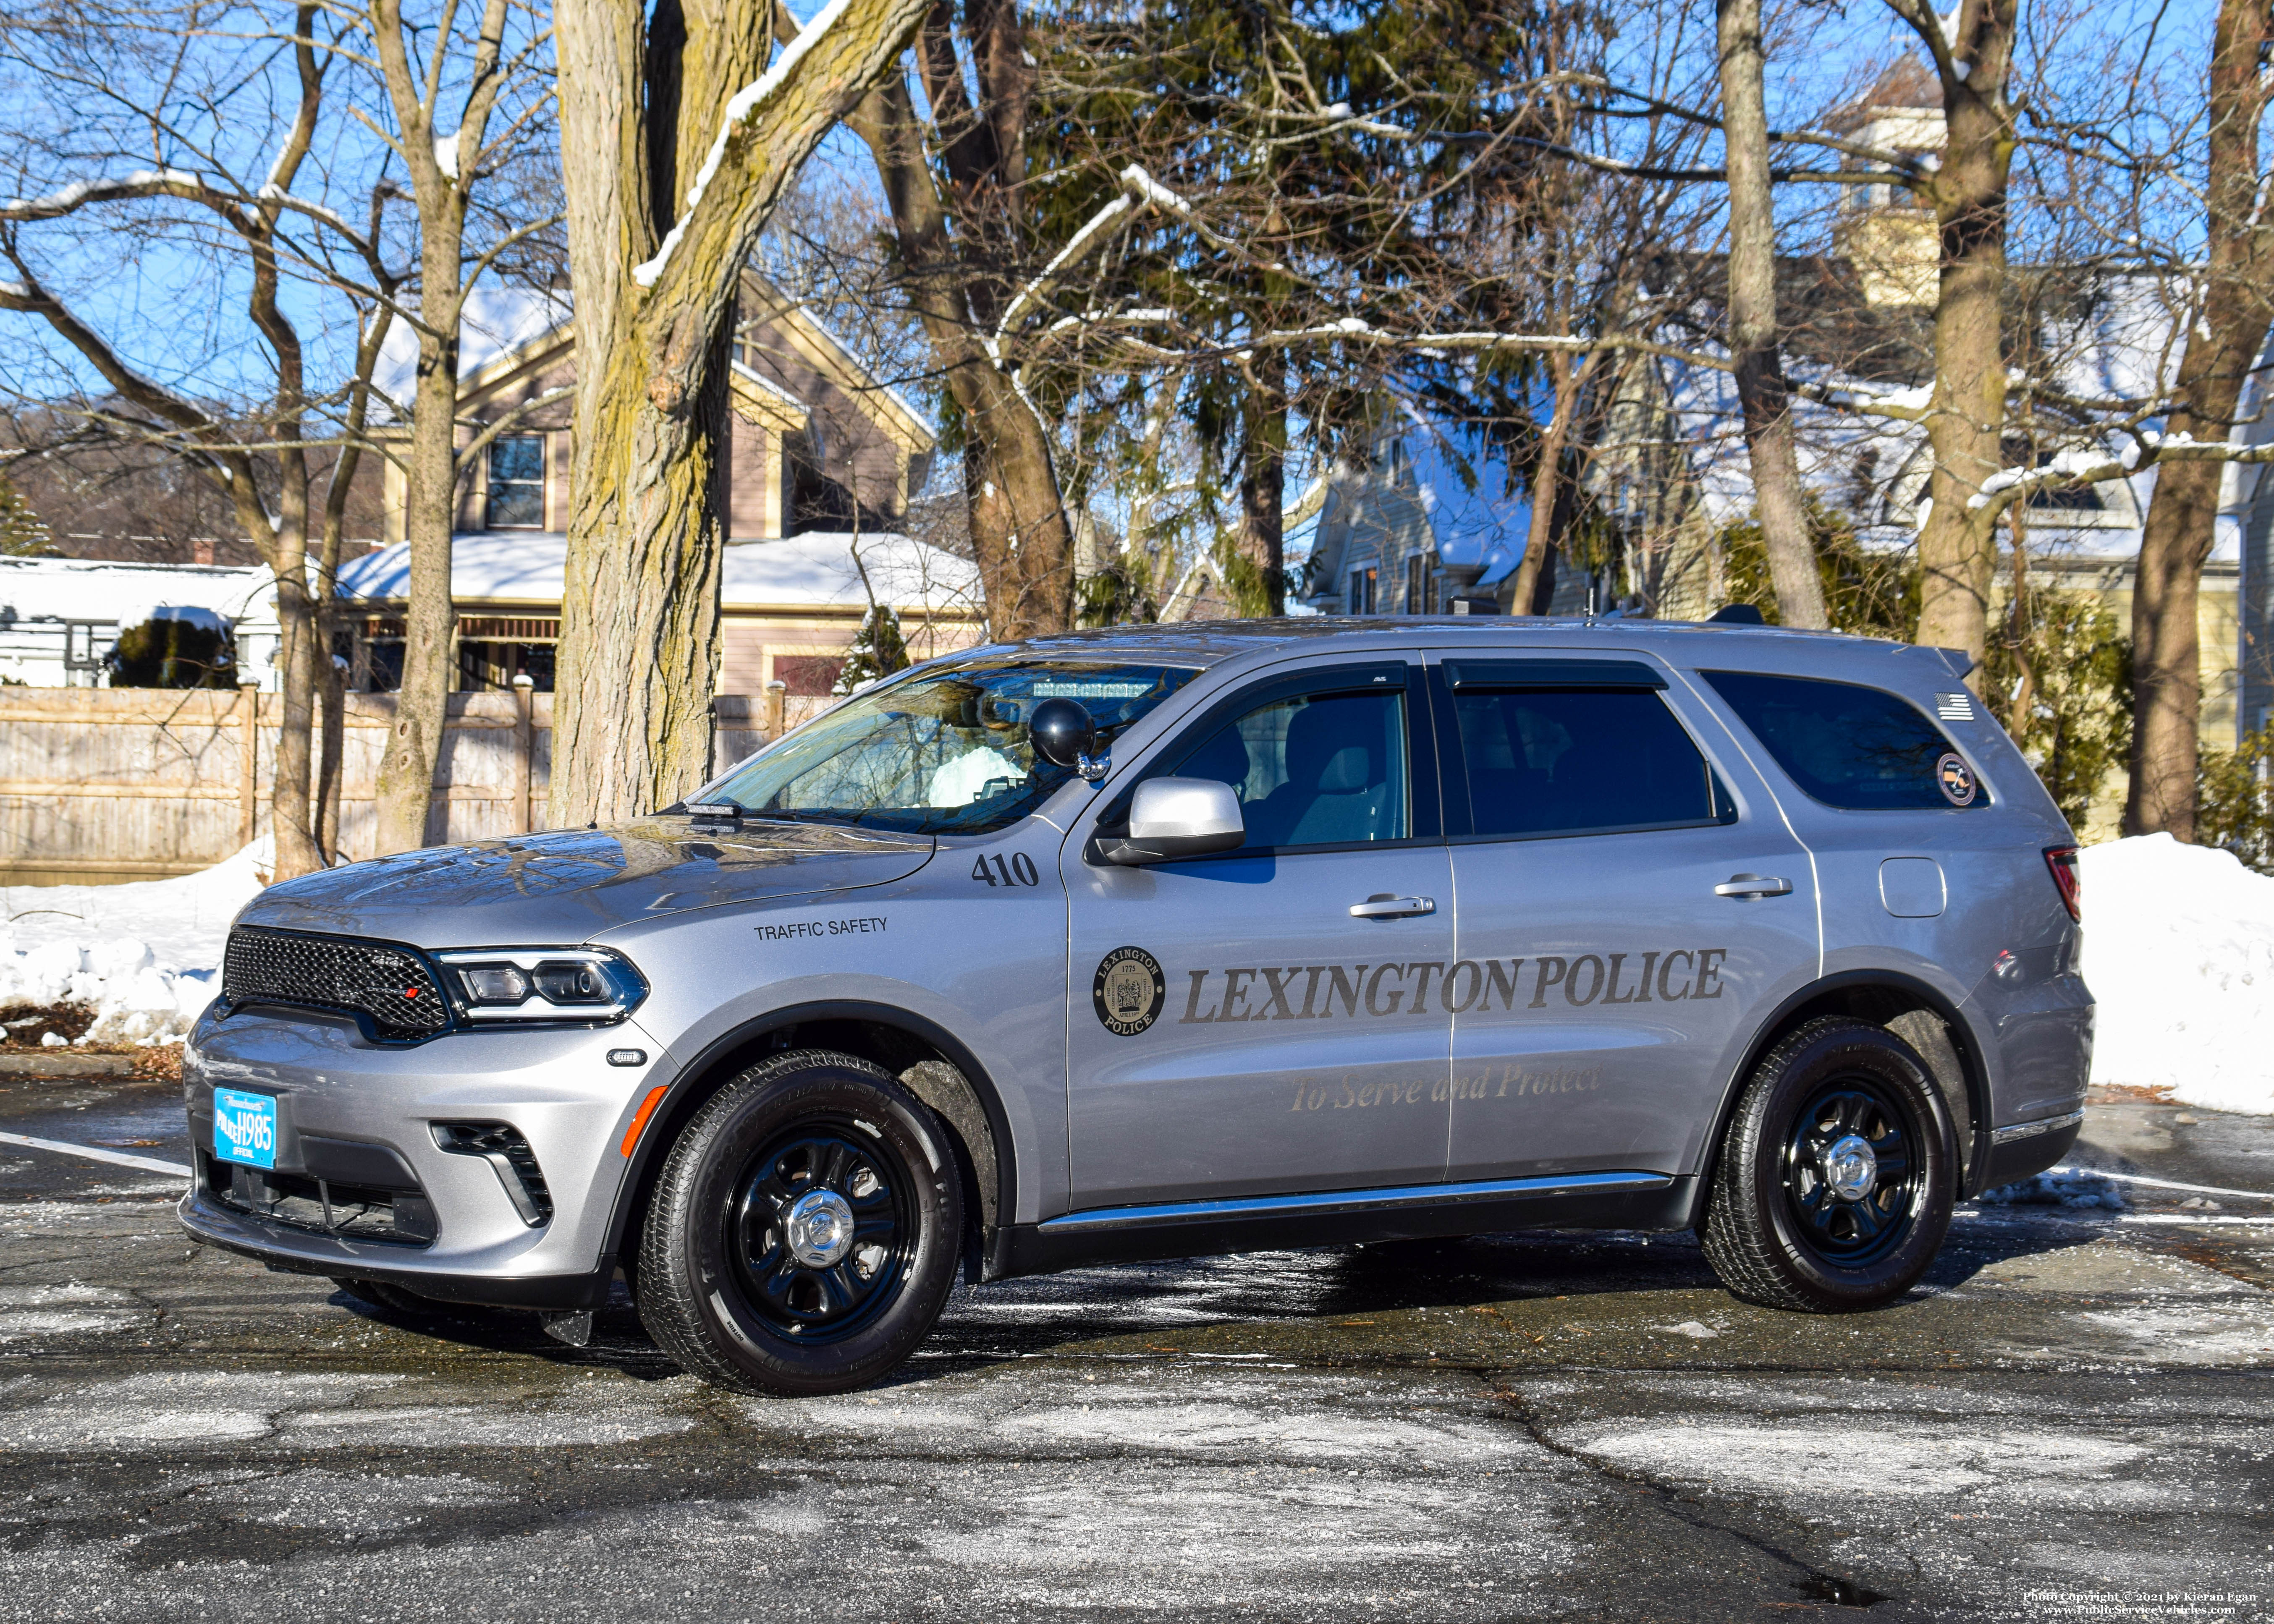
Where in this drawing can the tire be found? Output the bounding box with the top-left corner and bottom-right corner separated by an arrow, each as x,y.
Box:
634,1049 -> 964,1396
1700,1016 -> 1957,1313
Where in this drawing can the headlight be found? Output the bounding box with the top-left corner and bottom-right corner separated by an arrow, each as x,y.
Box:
436,947 -> 647,1024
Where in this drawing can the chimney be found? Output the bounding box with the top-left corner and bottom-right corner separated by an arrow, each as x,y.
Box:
1835,211 -> 1939,309
192,537 -> 216,565
1828,59 -> 1945,309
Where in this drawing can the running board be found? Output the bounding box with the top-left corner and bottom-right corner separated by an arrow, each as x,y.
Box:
1038,1170 -> 1674,1233
993,1170 -> 1693,1279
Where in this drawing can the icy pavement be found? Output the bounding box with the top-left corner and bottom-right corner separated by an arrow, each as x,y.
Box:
0,1074 -> 2271,1621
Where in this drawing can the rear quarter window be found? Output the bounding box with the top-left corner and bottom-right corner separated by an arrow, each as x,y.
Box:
1702,670 -> 1985,812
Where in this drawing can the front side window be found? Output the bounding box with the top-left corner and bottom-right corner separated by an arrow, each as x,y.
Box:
486,436 -> 545,528
1453,686 -> 1728,837
1170,684 -> 1410,849
697,661 -> 1197,835
1703,670 -> 1985,811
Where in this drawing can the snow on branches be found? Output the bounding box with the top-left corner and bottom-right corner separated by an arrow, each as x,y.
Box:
633,0 -> 865,288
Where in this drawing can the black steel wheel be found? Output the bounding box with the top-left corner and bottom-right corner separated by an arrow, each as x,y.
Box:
636,1049 -> 964,1395
1702,1017 -> 1956,1312
729,1119 -> 916,1343
1779,1079 -> 1922,1267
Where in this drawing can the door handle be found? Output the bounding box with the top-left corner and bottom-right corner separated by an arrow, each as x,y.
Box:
1714,874 -> 1793,899
1351,894 -> 1436,919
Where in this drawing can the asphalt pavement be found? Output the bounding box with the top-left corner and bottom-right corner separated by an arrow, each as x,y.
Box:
2,1069 -> 2270,1623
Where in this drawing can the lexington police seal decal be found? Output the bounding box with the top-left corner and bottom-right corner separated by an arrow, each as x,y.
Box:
1093,946 -> 1166,1037
1935,752 -> 1978,807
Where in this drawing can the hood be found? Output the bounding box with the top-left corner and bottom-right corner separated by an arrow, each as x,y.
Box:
237,820 -> 937,948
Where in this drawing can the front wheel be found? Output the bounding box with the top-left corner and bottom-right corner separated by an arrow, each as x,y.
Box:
634,1049 -> 964,1395
1701,1017 -> 1956,1313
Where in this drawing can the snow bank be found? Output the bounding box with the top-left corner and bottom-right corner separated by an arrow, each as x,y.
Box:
2079,833 -> 2274,1113
0,841 -> 270,1044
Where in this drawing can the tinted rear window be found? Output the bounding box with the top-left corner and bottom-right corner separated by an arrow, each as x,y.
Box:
1451,687 -> 1729,837
1703,671 -> 1983,811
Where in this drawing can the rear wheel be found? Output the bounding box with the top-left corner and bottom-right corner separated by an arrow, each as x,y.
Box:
1701,1017 -> 1956,1312
634,1049 -> 964,1396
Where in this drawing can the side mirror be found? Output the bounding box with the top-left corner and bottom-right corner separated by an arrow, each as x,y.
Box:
1095,777 -> 1245,866
1029,697 -> 1104,779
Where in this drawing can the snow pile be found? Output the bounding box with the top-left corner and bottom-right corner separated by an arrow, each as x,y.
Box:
0,841 -> 270,1044
2079,833 -> 2274,1113
1975,1168 -> 2126,1211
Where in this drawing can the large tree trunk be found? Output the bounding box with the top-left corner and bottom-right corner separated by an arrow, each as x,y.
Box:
374,301 -> 462,854
1717,0 -> 1826,630
1237,388 -> 1287,618
551,332 -> 731,818
1903,0 -> 2017,681
959,372 -> 1078,639
317,630 -> 346,863
2125,0 -> 2274,839
847,32 -> 1074,641
270,567 -> 324,874
1509,356 -> 1578,614
548,0 -> 928,826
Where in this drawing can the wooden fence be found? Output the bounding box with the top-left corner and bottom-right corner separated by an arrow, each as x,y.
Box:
0,685 -> 786,887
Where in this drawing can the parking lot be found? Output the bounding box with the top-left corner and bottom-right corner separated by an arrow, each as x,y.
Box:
3,1069 -> 2270,1623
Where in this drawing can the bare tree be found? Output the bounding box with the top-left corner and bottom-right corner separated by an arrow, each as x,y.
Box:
1872,0 -> 2019,677
0,2 -> 391,878
2122,0 -> 2274,840
1716,0 -> 1826,627
840,0 -> 1079,641
545,0 -> 927,827
355,0 -> 561,853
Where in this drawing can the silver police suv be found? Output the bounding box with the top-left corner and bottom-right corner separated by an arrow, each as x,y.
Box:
182,620 -> 2092,1394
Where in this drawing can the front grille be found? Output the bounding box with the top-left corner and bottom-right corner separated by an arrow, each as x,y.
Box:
224,926 -> 451,1039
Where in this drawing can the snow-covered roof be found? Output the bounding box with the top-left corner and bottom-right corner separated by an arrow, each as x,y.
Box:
1649,273 -> 2266,567
335,531 -> 982,613
372,285 -> 574,411
0,556 -> 270,629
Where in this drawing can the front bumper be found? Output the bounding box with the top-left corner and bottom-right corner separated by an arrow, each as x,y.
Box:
179,1002 -> 672,1309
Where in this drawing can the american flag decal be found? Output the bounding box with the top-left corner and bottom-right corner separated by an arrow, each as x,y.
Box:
1935,692 -> 1975,722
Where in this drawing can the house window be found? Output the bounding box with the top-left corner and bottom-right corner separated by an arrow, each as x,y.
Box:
1347,566 -> 1377,615
1406,550 -> 1437,614
486,435 -> 546,528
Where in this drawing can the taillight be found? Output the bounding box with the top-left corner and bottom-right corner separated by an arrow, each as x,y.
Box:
2043,845 -> 2080,921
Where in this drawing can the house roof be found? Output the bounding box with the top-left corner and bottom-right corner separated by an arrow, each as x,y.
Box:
372,285 -> 573,412
370,277 -> 938,454
334,531 -> 983,613
0,555 -> 271,629
1826,58 -> 1943,134
1649,269 -> 2271,564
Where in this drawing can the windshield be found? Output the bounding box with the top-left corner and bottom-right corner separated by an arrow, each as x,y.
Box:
695,659 -> 1200,834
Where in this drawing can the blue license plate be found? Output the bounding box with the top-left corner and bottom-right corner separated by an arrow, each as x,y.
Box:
212,1088 -> 278,1169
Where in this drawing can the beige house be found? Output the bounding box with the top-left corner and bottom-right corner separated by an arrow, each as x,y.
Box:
349,271 -> 977,709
